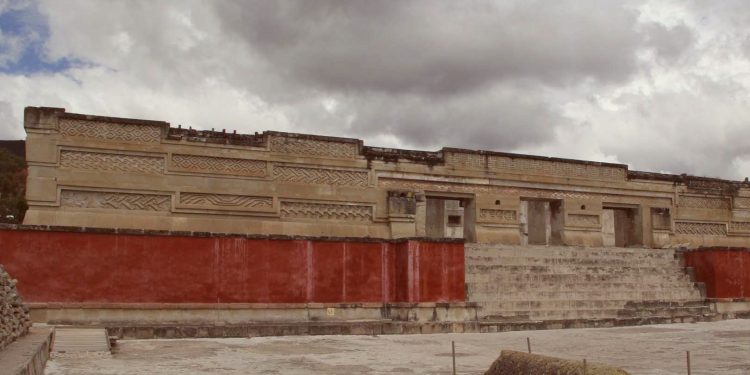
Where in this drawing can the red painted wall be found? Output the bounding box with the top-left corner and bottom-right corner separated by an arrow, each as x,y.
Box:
0,229 -> 465,304
683,247 -> 750,298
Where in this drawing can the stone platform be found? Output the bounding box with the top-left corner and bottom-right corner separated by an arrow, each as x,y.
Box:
466,244 -> 715,323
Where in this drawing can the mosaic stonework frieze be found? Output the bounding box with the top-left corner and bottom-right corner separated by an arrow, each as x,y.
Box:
59,119 -> 162,143
270,136 -> 358,158
179,193 -> 273,210
478,209 -> 517,224
734,197 -> 750,210
446,152 -> 627,181
674,222 -> 727,236
60,150 -> 164,174
60,190 -> 171,211
171,154 -> 267,177
272,165 -> 369,187
280,201 -> 372,221
679,196 -> 731,210
378,178 -> 673,207
729,221 -> 750,233
567,214 -> 601,227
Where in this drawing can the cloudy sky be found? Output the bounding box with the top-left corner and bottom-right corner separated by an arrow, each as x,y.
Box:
1,1 -> 749,180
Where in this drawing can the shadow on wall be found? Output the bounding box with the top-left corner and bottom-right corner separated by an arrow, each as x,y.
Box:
0,144 -> 27,224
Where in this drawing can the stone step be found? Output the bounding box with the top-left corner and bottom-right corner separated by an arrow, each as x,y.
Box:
481,308 -> 626,321
466,245 -> 676,258
479,305 -> 712,321
468,289 -> 702,301
52,327 -> 110,355
465,254 -> 678,265
465,267 -> 690,280
476,299 -> 706,312
466,289 -> 703,302
465,255 -> 681,267
466,275 -> 694,292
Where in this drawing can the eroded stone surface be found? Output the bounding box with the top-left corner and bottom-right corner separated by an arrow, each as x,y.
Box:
0,264 -> 31,350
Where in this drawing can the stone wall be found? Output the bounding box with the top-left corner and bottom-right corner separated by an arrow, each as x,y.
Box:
21,106 -> 750,248
0,226 -> 465,305
0,265 -> 31,351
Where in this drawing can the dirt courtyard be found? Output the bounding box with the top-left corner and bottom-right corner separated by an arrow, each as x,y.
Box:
46,319 -> 750,375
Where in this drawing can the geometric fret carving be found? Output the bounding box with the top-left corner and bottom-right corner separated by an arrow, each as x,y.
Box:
272,165 -> 369,187
59,119 -> 162,143
734,197 -> 750,209
478,209 -> 517,224
179,193 -> 272,210
729,222 -> 750,233
280,201 -> 372,221
674,222 -> 727,236
171,154 -> 267,177
378,178 -> 674,207
446,152 -> 627,180
567,214 -> 601,227
270,136 -> 358,158
679,196 -> 731,210
60,150 -> 164,174
60,190 -> 170,211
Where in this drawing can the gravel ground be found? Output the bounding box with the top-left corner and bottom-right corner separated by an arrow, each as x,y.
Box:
46,319 -> 750,375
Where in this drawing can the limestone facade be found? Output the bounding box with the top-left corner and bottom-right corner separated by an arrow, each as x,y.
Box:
22,107 -> 750,248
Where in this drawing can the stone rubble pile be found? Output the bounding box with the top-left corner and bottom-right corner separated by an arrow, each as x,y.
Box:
0,264 -> 31,351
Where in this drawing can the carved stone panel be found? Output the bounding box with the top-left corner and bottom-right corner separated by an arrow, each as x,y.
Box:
179,193 -> 273,210
478,209 -> 517,224
734,197 -> 750,210
272,165 -> 369,187
171,154 -> 267,177
679,196 -> 731,210
674,222 -> 727,236
729,221 -> 750,233
445,152 -> 627,180
280,201 -> 372,221
270,136 -> 358,158
60,150 -> 164,174
61,190 -> 171,211
59,119 -> 162,143
566,214 -> 601,227
379,178 -> 673,207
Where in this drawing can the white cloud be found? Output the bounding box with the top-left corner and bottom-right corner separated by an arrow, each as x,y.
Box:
0,0 -> 748,179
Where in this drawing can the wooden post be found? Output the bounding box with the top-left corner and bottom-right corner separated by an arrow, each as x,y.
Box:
686,351 -> 691,375
583,358 -> 587,375
452,341 -> 456,375
527,337 -> 531,353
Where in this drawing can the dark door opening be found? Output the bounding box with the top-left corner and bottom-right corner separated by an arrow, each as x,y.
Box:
425,196 -> 476,241
521,199 -> 563,245
602,206 -> 641,247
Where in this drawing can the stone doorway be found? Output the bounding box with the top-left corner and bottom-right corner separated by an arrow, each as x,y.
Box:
602,205 -> 642,247
519,199 -> 563,245
425,195 -> 476,241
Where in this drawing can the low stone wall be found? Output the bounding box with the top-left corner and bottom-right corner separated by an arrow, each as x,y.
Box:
484,350 -> 630,375
0,226 -> 465,306
0,265 -> 31,351
683,247 -> 750,298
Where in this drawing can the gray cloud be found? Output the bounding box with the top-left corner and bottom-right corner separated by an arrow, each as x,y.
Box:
215,0 -> 645,96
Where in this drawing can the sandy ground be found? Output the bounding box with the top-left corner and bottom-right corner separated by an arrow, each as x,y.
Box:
46,319 -> 750,375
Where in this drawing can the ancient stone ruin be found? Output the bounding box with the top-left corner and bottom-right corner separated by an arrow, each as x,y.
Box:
0,264 -> 31,350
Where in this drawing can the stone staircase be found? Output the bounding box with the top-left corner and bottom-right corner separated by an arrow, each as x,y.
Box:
466,244 -> 715,326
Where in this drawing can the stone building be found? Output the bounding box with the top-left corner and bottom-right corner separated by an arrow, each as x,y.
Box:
22,106 -> 750,248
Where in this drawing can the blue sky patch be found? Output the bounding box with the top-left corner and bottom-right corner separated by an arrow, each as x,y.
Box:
0,1 -> 85,74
